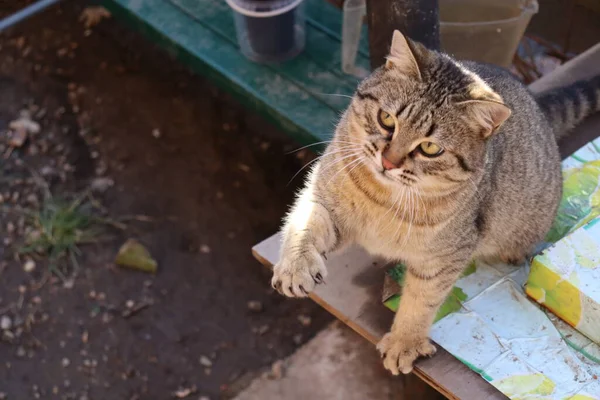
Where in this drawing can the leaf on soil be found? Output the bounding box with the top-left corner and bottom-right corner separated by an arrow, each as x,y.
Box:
7,115 -> 40,148
80,6 -> 111,28
0,315 -> 12,330
268,360 -> 285,380
173,386 -> 197,398
90,177 -> 114,193
9,116 -> 40,134
8,127 -> 28,148
199,355 -> 212,367
23,260 -> 36,272
115,239 -> 157,273
247,300 -> 263,312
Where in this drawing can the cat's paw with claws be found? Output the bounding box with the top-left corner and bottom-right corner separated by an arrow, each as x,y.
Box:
377,331 -> 437,375
271,246 -> 327,298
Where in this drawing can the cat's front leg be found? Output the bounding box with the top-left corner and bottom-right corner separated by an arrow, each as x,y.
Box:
377,255 -> 471,374
272,179 -> 340,298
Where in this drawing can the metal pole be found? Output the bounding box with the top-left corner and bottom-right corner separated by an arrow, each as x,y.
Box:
366,0 -> 440,69
0,0 -> 63,33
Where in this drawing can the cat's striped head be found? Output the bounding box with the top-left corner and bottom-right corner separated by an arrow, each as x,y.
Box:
344,31 -> 511,196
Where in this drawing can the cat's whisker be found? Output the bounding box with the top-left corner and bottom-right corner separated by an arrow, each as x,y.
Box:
327,140 -> 363,147
386,187 -> 406,244
326,155 -> 365,185
318,150 -> 364,171
286,147 -> 364,185
311,147 -> 364,167
408,188 -> 417,241
410,187 -> 427,246
317,93 -> 354,99
344,154 -> 366,177
381,186 -> 402,220
415,187 -> 427,221
321,148 -> 364,160
337,141 -> 365,145
286,139 -> 364,155
325,143 -> 366,152
399,188 -> 414,248
319,150 -> 365,176
406,188 -> 417,247
392,193 -> 408,246
286,157 -> 322,186
382,206 -> 397,243
402,187 -> 415,246
327,144 -> 368,155
285,141 -> 334,154
328,145 -> 366,153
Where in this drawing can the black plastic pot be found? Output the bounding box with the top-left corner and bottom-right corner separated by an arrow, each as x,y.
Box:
227,0 -> 305,63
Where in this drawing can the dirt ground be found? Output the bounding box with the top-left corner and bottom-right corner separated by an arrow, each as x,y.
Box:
1,2 -> 598,400
0,2 -> 332,399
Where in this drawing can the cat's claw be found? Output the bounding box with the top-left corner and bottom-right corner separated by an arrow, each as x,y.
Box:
271,247 -> 327,298
377,332 -> 437,375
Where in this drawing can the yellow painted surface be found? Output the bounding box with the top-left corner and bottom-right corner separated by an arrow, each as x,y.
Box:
567,395 -> 598,400
526,259 -> 582,328
494,373 -> 556,399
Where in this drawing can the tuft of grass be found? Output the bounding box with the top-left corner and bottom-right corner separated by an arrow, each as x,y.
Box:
20,195 -> 104,278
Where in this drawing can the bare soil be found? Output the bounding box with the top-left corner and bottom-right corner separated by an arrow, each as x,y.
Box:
0,2 -> 330,399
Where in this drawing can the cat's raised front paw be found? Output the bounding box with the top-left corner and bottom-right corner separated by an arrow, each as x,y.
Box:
377,331 -> 436,375
271,246 -> 327,298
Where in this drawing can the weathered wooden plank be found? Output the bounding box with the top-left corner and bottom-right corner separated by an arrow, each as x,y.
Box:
103,0 -> 343,146
253,233 -> 507,400
170,0 -> 360,109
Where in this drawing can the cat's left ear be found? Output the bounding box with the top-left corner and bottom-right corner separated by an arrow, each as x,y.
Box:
386,30 -> 422,80
460,99 -> 512,138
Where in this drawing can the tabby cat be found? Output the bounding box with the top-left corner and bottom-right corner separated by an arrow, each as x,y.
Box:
271,30 -> 600,374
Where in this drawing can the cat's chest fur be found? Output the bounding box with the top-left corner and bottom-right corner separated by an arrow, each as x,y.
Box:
344,198 -> 444,263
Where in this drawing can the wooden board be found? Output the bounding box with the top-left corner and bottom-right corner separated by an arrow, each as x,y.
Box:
103,0 -> 370,148
253,233 -> 508,400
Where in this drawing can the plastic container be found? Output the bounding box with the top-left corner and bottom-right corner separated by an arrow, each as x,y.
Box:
226,0 -> 306,63
340,0 -> 538,71
341,0 -> 368,76
440,0 -> 539,67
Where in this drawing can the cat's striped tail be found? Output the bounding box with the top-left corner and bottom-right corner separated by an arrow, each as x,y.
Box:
536,75 -> 600,140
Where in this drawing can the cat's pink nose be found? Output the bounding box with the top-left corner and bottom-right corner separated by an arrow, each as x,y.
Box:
382,154 -> 400,170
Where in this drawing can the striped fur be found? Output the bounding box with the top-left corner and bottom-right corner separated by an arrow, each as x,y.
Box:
270,31 -> 598,375
536,75 -> 600,139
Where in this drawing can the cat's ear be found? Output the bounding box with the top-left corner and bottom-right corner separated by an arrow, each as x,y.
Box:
386,30 -> 422,79
460,100 -> 512,138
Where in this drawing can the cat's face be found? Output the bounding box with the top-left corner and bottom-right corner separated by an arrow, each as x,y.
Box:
343,31 -> 510,197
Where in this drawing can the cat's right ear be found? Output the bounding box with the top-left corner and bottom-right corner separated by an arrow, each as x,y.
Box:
386,30 -> 422,80
458,99 -> 512,138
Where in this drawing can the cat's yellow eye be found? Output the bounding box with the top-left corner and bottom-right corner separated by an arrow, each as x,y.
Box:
378,110 -> 395,131
419,141 -> 443,157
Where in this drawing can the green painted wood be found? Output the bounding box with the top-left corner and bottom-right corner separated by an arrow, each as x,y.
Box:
172,0 -> 370,86
170,0 -> 358,109
103,0 -> 371,147
305,0 -> 370,60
